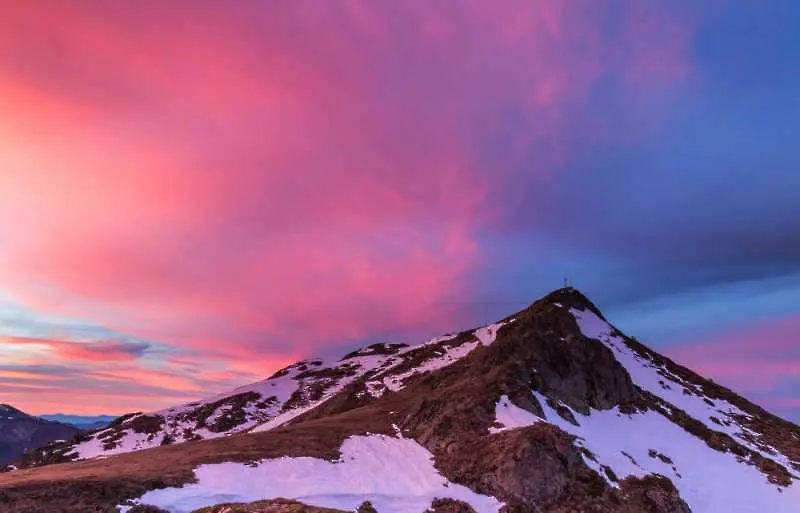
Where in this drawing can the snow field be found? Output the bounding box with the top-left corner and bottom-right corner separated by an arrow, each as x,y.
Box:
120,434 -> 504,513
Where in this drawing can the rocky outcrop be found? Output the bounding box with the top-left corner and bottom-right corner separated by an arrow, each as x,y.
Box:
427,499 -> 478,513
189,499 -> 349,512
392,291 -> 684,512
439,424 -> 588,509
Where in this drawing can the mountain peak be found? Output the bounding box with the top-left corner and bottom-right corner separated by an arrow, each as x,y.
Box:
535,286 -> 607,320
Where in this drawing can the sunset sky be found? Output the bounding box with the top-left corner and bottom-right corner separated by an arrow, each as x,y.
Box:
1,1 -> 798,420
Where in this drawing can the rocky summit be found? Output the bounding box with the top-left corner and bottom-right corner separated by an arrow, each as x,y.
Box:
1,288 -> 797,513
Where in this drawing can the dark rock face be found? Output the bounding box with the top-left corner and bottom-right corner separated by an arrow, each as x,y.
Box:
427,498 -> 478,512
356,502 -> 378,513
540,474 -> 693,513
439,424 -> 587,508
489,301 -> 639,415
615,476 -> 693,513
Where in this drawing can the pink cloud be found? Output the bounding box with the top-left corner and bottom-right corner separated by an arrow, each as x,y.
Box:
667,315 -> 800,397
0,335 -> 149,362
0,2 -> 694,413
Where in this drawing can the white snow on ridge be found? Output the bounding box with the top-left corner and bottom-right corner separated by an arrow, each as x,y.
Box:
119,434 -> 503,513
70,366 -> 307,459
402,333 -> 459,352
73,424 -> 154,460
382,340 -> 480,392
489,391 -> 800,513
367,321 -> 512,396
568,307 -> 799,479
252,353 -> 398,432
75,320 -> 515,460
475,321 -> 510,346
73,353 -> 399,458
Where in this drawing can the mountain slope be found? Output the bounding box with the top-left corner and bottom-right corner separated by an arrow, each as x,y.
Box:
2,288 -> 798,513
0,404 -> 79,466
20,322 -> 508,466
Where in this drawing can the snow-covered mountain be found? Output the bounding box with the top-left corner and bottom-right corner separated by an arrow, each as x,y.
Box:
5,288 -> 799,513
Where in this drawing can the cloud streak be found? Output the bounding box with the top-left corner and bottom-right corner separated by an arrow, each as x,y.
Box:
0,336 -> 149,362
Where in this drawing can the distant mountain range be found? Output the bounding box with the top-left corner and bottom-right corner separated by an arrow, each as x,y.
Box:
38,414 -> 117,430
3,288 -> 798,512
0,404 -> 79,466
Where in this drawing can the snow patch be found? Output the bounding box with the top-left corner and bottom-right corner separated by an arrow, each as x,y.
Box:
489,395 -> 541,434
72,428 -> 156,460
120,435 -> 503,513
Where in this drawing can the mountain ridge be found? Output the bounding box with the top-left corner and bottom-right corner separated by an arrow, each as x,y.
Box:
2,288 -> 797,513
0,405 -> 79,467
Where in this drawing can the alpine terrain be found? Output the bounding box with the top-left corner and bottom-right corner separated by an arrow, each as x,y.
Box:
0,288 -> 797,513
0,405 -> 78,467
